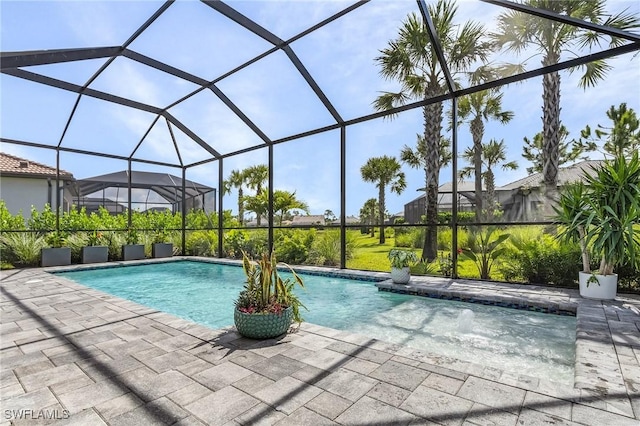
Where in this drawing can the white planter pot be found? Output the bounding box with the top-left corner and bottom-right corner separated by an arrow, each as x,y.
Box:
390,267 -> 411,284
579,271 -> 617,300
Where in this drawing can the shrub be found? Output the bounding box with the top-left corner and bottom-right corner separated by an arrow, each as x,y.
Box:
394,232 -> 415,248
0,201 -> 25,231
186,230 -> 218,256
308,230 -> 356,266
274,229 -> 315,265
0,232 -> 46,266
437,227 -> 452,251
500,233 -> 581,286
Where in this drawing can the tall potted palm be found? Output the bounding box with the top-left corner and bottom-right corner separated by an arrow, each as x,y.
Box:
555,153 -> 640,299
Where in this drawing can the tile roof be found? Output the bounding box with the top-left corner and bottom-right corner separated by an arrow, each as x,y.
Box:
498,160 -> 604,190
0,153 -> 74,179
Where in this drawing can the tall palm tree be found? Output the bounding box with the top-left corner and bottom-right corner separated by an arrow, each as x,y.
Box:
460,139 -> 518,220
361,156 -> 406,244
492,0 -> 639,206
245,164 -> 269,226
375,0 -> 491,260
222,169 -> 246,226
457,90 -> 513,221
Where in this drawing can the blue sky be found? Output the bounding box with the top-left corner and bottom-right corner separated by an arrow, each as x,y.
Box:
1,0 -> 639,217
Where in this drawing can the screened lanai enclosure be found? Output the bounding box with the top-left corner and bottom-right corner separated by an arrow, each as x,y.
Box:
1,0 -> 639,282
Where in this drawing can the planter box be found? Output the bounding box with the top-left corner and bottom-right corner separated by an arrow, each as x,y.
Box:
41,247 -> 71,267
152,243 -> 173,258
234,306 -> 293,339
122,244 -> 145,261
81,246 -> 109,264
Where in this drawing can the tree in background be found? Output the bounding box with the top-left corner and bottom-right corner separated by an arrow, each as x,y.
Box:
460,139 -> 518,220
457,89 -> 513,221
360,198 -> 379,238
361,156 -> 406,244
492,0 -> 639,205
222,169 -> 247,226
580,103 -> 640,158
522,125 -> 596,175
244,164 -> 269,226
324,209 -> 337,225
273,190 -> 309,225
375,0 -> 491,260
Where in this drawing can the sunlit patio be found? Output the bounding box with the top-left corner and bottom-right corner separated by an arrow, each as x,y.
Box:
2,261 -> 639,425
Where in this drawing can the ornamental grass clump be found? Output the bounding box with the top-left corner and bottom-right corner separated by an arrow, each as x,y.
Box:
235,251 -> 306,323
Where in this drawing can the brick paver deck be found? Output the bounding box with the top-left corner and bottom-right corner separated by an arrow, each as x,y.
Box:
1,259 -> 639,425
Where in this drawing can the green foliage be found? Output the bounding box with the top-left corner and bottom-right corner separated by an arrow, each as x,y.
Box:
237,251 -> 306,323
64,232 -> 87,263
0,201 -> 25,230
274,229 -> 315,265
437,227 -> 452,251
28,204 -> 56,231
224,230 -> 268,259
0,232 -> 46,266
45,231 -> 67,248
438,251 -> 454,277
387,248 -> 418,268
125,227 -> 140,245
459,226 -> 510,279
308,230 -> 356,266
186,230 -> 218,256
394,232 -> 416,248
500,234 -> 581,286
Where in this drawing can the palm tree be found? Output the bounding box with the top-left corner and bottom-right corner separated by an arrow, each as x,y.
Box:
492,0 -> 639,206
222,169 -> 246,226
245,164 -> 269,226
273,190 -> 309,225
457,90 -> 513,221
460,139 -> 518,219
360,198 -> 379,238
360,156 -> 406,244
522,125 -> 595,174
375,0 -> 491,260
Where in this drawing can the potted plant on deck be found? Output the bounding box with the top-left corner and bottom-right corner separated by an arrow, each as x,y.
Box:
388,248 -> 419,284
41,231 -> 71,267
122,227 -> 145,261
234,251 -> 306,339
151,229 -> 173,258
81,230 -> 109,264
555,153 -> 640,299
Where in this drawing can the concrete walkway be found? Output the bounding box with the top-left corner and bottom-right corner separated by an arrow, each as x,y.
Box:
1,261 -> 639,425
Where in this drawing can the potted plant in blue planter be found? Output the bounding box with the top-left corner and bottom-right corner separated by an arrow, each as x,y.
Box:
81,230 -> 109,264
41,231 -> 71,267
234,251 -> 306,339
122,227 -> 145,261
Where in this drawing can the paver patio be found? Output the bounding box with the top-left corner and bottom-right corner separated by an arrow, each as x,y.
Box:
1,260 -> 639,425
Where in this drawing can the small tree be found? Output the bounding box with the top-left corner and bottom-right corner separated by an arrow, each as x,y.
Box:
361,156 -> 406,244
580,103 -> 640,158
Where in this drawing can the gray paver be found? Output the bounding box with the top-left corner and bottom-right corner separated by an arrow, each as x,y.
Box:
367,381 -> 413,407
272,406 -> 336,426
109,396 -> 188,426
464,403 -> 518,426
423,372 -> 464,395
457,376 -> 526,415
304,391 -> 352,419
571,402 -> 640,426
254,376 -> 323,415
335,395 -> 416,425
523,391 -> 573,420
401,385 -> 474,426
184,386 -> 259,426
516,408 -> 580,425
194,362 -> 253,391
94,392 -> 144,420
232,373 -> 276,396
246,353 -> 306,380
234,402 -> 286,426
315,368 -> 378,402
369,359 -> 431,391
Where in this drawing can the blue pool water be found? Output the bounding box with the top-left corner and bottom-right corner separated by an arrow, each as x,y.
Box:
57,260 -> 576,383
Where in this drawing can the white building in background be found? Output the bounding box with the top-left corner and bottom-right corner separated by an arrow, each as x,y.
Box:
0,153 -> 75,216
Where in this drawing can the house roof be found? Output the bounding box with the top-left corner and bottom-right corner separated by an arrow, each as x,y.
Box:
291,215 -> 325,225
0,152 -> 74,180
499,160 -> 604,190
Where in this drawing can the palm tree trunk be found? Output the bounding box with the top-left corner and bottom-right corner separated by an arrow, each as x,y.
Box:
470,116 -> 484,221
485,169 -> 496,220
422,95 -> 442,262
238,188 -> 244,226
379,185 -> 386,244
542,56 -> 561,215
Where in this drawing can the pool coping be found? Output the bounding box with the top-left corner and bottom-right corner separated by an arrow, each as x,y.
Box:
5,256 -> 640,422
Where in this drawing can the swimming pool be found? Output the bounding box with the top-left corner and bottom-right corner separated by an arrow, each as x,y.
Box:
57,260 -> 576,383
